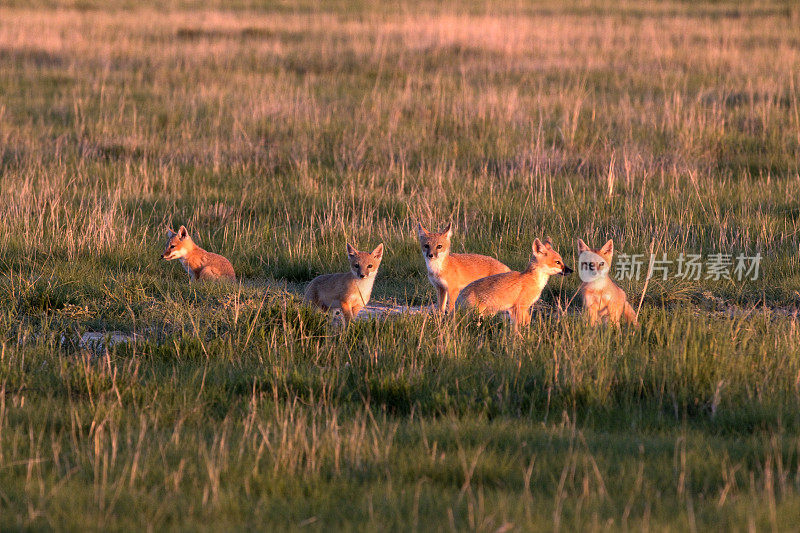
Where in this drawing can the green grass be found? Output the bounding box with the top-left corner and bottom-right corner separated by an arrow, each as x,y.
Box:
1,0 -> 800,529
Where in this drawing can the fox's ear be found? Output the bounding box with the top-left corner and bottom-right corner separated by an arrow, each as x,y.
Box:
372,243 -> 384,260
346,243 -> 358,257
417,223 -> 428,237
600,239 -> 614,255
166,225 -> 176,238
178,226 -> 188,240
577,239 -> 590,253
532,238 -> 548,255
543,237 -> 554,250
443,222 -> 453,239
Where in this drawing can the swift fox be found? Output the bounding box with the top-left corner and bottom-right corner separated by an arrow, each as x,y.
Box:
304,243 -> 384,323
577,239 -> 638,326
161,225 -> 235,282
456,238 -> 572,331
418,222 -> 510,313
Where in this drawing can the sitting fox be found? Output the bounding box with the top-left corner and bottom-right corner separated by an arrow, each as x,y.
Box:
304,243 -> 384,323
161,225 -> 235,282
577,238 -> 638,326
418,222 -> 510,313
456,238 -> 572,331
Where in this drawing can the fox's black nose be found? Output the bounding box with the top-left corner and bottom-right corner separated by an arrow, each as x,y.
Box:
360,274 -> 366,279
562,265 -> 574,275
427,254 -> 434,258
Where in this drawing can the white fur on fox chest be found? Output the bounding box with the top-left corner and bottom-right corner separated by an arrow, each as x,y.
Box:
424,254 -> 448,288
514,269 -> 551,309
532,271 -> 550,296
584,277 -> 611,293
583,277 -> 615,306
178,258 -> 196,280
352,272 -> 377,304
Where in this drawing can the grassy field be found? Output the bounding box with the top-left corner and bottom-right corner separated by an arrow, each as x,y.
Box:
2,0 -> 800,529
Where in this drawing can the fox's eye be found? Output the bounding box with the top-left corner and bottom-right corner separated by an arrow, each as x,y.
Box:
170,245 -> 175,249
599,262 -> 605,267
555,260 -> 561,265
436,245 -> 442,249
368,264 -> 373,269
423,245 -> 429,250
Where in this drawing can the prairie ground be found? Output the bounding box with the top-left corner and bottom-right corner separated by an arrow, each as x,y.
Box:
1,0 -> 800,530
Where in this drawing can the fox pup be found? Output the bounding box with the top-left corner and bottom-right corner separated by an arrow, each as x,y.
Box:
304,243 -> 384,323
418,222 -> 510,313
456,238 -> 572,331
161,225 -> 236,282
577,239 -> 638,326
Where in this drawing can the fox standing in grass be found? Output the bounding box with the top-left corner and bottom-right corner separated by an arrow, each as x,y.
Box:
305,243 -> 384,323
457,238 -> 572,331
418,222 -> 510,313
161,225 -> 236,282
577,239 -> 638,326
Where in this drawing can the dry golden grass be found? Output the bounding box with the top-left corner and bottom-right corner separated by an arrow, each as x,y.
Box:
1,1 -> 800,529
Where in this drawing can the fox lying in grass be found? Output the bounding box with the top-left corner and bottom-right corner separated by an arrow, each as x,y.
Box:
161,225 -> 236,282
304,243 -> 384,324
456,238 -> 572,331
577,238 -> 638,326
418,222 -> 510,313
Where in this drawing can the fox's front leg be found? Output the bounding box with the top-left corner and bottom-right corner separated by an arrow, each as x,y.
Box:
435,284 -> 448,313
446,288 -> 461,313
586,308 -> 599,326
508,308 -> 522,334
340,301 -> 355,325
515,305 -> 531,328
349,303 -> 364,321
511,305 -> 531,334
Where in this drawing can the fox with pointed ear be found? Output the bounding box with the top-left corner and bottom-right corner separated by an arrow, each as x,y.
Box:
456,238 -> 572,332
161,225 -> 235,282
304,242 -> 384,324
417,222 -> 510,313
577,238 -> 638,326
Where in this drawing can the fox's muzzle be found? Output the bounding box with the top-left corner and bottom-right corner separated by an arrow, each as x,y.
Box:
427,253 -> 434,259
561,265 -> 574,276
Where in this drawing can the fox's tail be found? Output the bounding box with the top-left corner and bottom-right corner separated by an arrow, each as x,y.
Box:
623,301 -> 639,326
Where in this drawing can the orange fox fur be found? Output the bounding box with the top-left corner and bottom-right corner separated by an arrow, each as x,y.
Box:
418,222 -> 510,312
456,238 -> 572,331
161,225 -> 235,282
304,243 -> 384,323
577,239 -> 638,326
